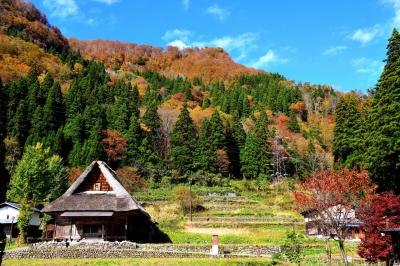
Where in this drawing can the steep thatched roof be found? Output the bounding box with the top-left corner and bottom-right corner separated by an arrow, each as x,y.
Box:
42,161 -> 148,216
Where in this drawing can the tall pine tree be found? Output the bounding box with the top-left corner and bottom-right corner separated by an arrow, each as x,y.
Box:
333,95 -> 363,169
364,28 -> 400,193
170,105 -> 198,175
0,79 -> 10,203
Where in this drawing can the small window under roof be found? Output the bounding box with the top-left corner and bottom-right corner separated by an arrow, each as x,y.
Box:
75,164 -> 113,193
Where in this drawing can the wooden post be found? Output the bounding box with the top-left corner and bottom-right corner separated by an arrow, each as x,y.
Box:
8,217 -> 14,242
125,216 -> 128,240
189,182 -> 192,222
102,223 -> 104,240
69,220 -> 72,241
54,220 -> 57,240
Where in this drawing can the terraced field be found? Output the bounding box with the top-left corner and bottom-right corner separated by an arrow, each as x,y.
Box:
137,181 -> 362,264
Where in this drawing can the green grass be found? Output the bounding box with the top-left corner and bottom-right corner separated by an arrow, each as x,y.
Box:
3,258 -> 274,266
4,240 -> 20,250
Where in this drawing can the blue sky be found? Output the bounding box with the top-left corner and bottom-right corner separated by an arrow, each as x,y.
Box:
30,0 -> 400,92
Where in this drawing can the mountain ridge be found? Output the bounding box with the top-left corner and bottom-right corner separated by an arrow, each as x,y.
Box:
68,38 -> 261,83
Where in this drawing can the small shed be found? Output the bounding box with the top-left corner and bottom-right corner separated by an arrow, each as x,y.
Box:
42,161 -> 157,242
300,206 -> 364,240
0,202 -> 41,238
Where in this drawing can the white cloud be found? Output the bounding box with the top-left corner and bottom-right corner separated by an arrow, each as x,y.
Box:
383,0 -> 400,26
162,30 -> 259,61
206,4 -> 230,21
182,0 -> 189,10
352,57 -> 384,75
167,40 -> 188,50
163,29 -> 193,42
322,45 -> 348,56
92,0 -> 119,4
350,25 -> 383,45
252,50 -> 288,69
43,0 -> 79,18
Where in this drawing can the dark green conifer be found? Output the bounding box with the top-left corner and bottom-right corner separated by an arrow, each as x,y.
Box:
288,111 -> 300,133
170,105 -> 198,174
0,79 -> 10,202
124,114 -> 143,165
364,28 -> 400,192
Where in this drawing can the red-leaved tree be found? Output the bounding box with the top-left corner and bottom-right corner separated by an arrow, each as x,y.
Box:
101,130 -> 127,164
294,168 -> 375,265
358,192 -> 400,262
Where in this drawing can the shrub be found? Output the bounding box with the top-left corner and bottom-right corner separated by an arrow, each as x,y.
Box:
280,231 -> 305,265
116,166 -> 148,193
170,186 -> 204,215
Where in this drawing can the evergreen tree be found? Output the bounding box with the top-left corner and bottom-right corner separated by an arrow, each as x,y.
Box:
43,81 -> 65,132
108,97 -> 129,132
170,105 -> 198,174
364,28 -> 400,193
141,103 -> 162,152
195,119 -> 215,172
40,73 -> 54,96
8,100 -> 28,146
0,79 -> 10,203
82,121 -> 104,166
240,111 -> 272,179
307,139 -> 315,154
333,95 -> 363,168
240,131 -> 261,179
202,97 -> 211,109
208,111 -> 226,150
26,106 -> 45,146
124,114 -> 143,165
288,111 -> 300,133
226,121 -> 246,178
26,80 -> 40,120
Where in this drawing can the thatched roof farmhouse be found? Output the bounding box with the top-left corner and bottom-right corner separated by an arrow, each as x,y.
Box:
43,161 -> 166,242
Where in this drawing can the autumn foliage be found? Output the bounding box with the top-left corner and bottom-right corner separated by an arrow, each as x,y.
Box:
101,130 -> 127,163
358,192 -> 400,262
294,168 -> 375,213
68,38 -> 260,83
115,167 -> 147,193
0,0 -> 69,53
294,168 -> 376,265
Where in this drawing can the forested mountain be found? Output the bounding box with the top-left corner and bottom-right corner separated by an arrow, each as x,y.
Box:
69,38 -> 260,83
6,0 -> 400,207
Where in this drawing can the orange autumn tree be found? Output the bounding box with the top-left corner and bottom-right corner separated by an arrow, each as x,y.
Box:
101,130 -> 127,165
294,168 -> 375,265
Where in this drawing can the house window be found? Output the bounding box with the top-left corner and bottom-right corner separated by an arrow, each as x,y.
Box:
93,182 -> 101,191
6,214 -> 9,220
83,224 -> 101,236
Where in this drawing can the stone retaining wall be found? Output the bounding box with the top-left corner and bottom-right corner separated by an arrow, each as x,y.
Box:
4,242 -> 281,260
187,216 -> 303,223
4,248 -> 209,260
